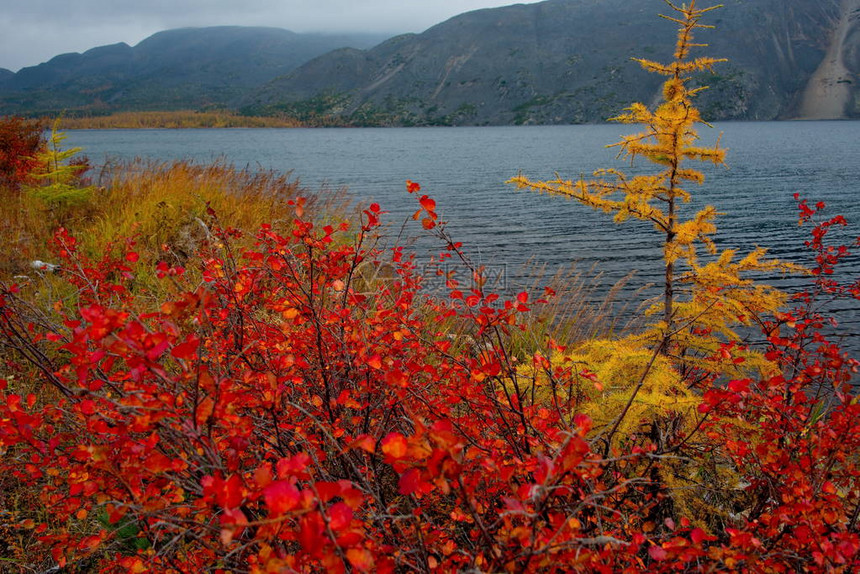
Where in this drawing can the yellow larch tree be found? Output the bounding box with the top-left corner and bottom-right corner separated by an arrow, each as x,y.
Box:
512,0 -> 799,375
506,0 -> 811,534
509,0 -> 806,492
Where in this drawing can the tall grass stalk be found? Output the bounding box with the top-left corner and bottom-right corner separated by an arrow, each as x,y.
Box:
520,262 -> 650,348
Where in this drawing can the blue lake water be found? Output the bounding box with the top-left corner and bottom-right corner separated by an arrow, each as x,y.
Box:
66,122 -> 860,355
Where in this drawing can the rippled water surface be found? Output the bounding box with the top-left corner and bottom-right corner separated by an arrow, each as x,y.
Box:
67,122 -> 860,354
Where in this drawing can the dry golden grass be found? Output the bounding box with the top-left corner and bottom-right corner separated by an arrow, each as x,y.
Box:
0,159 -> 352,293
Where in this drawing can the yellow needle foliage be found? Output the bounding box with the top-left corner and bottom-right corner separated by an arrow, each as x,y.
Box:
511,1 -> 802,452
25,121 -> 95,216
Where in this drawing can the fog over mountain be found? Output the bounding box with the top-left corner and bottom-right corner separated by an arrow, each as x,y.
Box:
0,1 -> 543,72
1,0 -> 857,123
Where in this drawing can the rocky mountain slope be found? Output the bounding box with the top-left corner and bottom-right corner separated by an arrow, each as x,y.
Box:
247,0 -> 857,124
1,0 -> 857,123
0,28 -> 387,115
798,0 -> 860,119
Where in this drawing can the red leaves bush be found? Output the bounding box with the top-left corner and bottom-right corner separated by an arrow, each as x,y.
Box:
0,116 -> 45,190
1,189 -> 859,572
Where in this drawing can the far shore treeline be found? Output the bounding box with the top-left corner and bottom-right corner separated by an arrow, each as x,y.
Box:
54,110 -> 305,129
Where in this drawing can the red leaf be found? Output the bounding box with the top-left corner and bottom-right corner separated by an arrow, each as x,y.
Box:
327,502 -> 353,530
419,195 -> 436,211
348,434 -> 376,453
219,508 -> 247,545
316,481 -> 344,503
367,354 -> 383,370
728,379 -> 750,393
649,545 -> 668,561
79,399 -> 96,415
298,513 -> 325,555
690,527 -> 707,544
385,369 -> 409,387
264,481 -> 301,516
204,474 -> 245,509
346,548 -> 375,572
381,433 -> 408,460
340,484 -> 365,509
294,197 -> 306,218
276,453 -> 311,479
254,464 -> 273,488
170,336 -> 200,360
222,474 -> 245,509
398,468 -> 422,495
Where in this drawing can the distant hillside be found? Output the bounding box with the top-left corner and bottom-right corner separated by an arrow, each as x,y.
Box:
246,0 -> 858,124
2,0 -> 857,124
0,27 -> 388,116
0,68 -> 13,82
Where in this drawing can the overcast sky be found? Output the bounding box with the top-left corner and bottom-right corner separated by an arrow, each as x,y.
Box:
0,1 -> 545,72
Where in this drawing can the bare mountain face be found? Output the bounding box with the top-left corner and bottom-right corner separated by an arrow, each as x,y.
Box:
798,0 -> 860,119
246,0 -> 857,125
1,0 -> 856,123
0,28 -> 388,116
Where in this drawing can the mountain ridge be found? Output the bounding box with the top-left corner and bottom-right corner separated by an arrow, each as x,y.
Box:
1,0 -> 857,123
0,27 -> 388,115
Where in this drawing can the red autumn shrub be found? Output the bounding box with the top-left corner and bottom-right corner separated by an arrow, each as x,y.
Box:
698,196 -> 860,572
0,116 -> 45,190
0,187 -> 858,573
